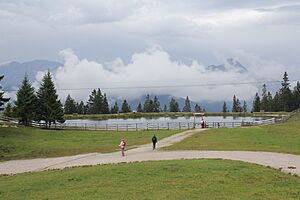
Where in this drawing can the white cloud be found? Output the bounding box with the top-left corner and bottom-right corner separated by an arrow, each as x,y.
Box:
34,47 -> 289,104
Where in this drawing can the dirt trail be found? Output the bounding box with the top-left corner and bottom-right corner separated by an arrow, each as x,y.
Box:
0,129 -> 299,175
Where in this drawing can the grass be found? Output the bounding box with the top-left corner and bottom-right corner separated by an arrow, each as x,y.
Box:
0,159 -> 299,199
0,127 -> 180,161
65,111 -> 287,120
165,112 -> 300,154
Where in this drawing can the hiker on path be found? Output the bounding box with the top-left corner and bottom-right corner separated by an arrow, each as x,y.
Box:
119,139 -> 127,156
152,135 -> 158,150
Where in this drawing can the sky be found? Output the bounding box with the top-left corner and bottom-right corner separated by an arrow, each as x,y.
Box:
1,0 -> 300,103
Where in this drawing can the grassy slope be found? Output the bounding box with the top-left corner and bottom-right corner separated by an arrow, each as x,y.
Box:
0,127 -> 180,161
165,112 -> 300,154
0,159 -> 299,200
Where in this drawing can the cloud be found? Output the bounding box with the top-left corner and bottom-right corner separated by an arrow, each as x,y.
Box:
33,47 -> 289,104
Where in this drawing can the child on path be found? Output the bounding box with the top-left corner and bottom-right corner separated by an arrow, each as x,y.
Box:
119,139 -> 126,156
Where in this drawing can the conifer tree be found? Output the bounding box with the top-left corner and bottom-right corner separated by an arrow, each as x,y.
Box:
111,101 -> 119,114
232,95 -> 237,112
3,103 -> 13,117
163,104 -> 168,112
77,101 -> 85,114
169,98 -> 180,112
143,94 -> 151,112
260,84 -> 268,111
102,94 -> 110,114
64,94 -> 77,114
153,96 -> 160,112
36,71 -> 64,127
194,104 -> 202,112
279,72 -> 292,111
252,93 -> 261,112
121,99 -> 131,113
222,101 -> 227,113
243,100 -> 247,113
273,92 -> 280,112
267,92 -> 273,112
293,82 -> 300,109
182,96 -> 191,112
136,102 -> 143,112
0,75 -> 9,110
15,75 -> 37,125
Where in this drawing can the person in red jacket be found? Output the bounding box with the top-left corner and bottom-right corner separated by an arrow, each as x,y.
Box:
119,139 -> 127,156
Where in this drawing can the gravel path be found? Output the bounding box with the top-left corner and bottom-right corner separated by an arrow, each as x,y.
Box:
0,129 -> 299,175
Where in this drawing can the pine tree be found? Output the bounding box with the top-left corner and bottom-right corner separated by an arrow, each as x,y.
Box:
260,84 -> 268,111
169,98 -> 180,112
0,75 -> 9,110
279,72 -> 292,111
87,89 -> 96,114
293,82 -> 300,109
182,96 -> 191,112
232,95 -> 237,112
111,101 -> 119,114
252,93 -> 261,112
36,71 -> 64,127
194,104 -> 202,112
143,94 -> 151,112
153,96 -> 160,112
102,94 -> 110,114
273,92 -> 280,112
222,102 -> 227,113
136,102 -> 143,112
77,101 -> 85,114
163,104 -> 168,112
267,92 -> 273,112
243,100 -> 247,113
121,99 -> 131,113
64,94 -> 77,114
15,75 -> 38,125
236,98 -> 242,112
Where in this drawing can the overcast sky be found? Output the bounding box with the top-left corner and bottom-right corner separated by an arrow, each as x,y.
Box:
1,0 -> 300,102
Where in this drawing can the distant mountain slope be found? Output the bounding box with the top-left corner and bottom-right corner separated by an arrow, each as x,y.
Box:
0,60 -> 62,89
207,58 -> 247,73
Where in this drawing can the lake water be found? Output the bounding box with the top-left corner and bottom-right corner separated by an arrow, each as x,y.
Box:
65,116 -> 269,125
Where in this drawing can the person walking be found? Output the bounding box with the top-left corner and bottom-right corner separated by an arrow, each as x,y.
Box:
152,135 -> 158,150
119,139 -> 127,156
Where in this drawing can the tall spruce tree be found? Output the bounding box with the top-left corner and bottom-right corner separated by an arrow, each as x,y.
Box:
273,92 -> 280,112
15,76 -> 37,125
121,99 -> 131,113
0,75 -> 9,110
36,71 -> 64,127
267,92 -> 273,112
280,72 -> 292,111
243,100 -> 247,113
222,101 -> 227,113
77,101 -> 85,114
64,94 -> 77,114
260,84 -> 268,111
136,102 -> 143,112
182,96 -> 191,112
163,104 -> 168,112
252,93 -> 261,112
153,96 -> 160,112
169,98 -> 180,112
232,95 -> 237,112
102,94 -> 110,114
293,82 -> 300,109
236,98 -> 242,112
143,94 -> 151,112
111,101 -> 119,114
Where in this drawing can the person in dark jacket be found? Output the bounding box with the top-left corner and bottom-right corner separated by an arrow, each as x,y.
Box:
152,135 -> 158,150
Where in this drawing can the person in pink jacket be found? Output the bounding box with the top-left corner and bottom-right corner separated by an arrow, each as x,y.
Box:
119,139 -> 127,156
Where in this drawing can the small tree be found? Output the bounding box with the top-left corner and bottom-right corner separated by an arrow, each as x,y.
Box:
102,94 -> 110,114
169,98 -> 180,112
153,96 -> 160,112
64,94 -> 77,114
252,93 -> 261,112
163,104 -> 168,112
136,102 -> 143,112
111,101 -> 119,114
243,100 -> 247,113
3,103 -> 13,117
15,75 -> 37,125
222,102 -> 227,113
182,96 -> 191,112
121,99 -> 131,113
77,101 -> 85,114
194,104 -> 202,112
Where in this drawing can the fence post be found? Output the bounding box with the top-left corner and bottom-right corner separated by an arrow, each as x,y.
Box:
157,123 -> 159,130
95,124 -> 97,130
188,123 -> 190,129
136,123 -> 138,131
167,123 -> 169,130
85,123 -> 87,130
232,122 -> 234,128
147,123 -> 148,131
106,124 -> 108,131
179,122 -> 181,130
117,124 -> 119,131
126,124 -> 128,131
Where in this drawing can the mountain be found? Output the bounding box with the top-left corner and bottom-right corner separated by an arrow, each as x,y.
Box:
0,60 -> 62,89
207,58 -> 247,73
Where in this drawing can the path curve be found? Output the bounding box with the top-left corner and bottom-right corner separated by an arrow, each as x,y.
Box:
0,129 -> 299,175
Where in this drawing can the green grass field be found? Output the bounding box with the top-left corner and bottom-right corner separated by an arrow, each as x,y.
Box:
165,112 -> 300,154
0,159 -> 299,200
0,127 -> 180,161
